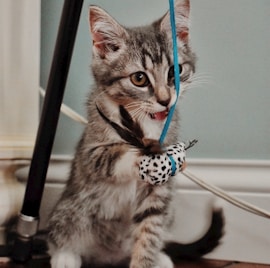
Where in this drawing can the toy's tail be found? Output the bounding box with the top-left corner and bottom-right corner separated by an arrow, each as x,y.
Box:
163,208 -> 224,261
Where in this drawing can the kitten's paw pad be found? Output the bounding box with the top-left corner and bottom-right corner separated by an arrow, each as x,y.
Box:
51,250 -> 82,268
139,142 -> 186,185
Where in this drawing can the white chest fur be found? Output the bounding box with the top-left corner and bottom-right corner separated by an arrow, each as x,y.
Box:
141,116 -> 164,141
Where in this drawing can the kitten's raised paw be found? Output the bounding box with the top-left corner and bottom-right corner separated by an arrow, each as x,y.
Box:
51,250 -> 82,268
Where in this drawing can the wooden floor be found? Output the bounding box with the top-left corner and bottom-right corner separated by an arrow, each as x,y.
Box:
176,259 -> 270,267
0,258 -> 269,268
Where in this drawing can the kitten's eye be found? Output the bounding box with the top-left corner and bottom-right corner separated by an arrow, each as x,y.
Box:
168,64 -> 183,83
130,72 -> 150,87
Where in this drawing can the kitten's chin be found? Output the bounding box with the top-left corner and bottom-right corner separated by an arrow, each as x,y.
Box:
149,108 -> 169,121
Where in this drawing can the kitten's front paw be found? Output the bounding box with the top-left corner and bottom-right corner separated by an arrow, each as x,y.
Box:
51,250 -> 82,268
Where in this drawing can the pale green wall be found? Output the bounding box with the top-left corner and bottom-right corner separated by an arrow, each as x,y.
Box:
41,0 -> 270,159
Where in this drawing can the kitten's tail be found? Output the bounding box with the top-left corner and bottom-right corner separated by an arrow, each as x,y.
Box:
163,208 -> 224,261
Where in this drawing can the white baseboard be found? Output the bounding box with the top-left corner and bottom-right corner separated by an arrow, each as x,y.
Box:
15,156 -> 270,264
0,160 -> 30,244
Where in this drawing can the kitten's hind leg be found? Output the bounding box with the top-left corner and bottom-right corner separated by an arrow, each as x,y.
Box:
50,249 -> 82,268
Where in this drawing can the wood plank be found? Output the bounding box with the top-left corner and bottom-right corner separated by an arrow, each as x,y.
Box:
1,258 -> 270,268
174,259 -> 233,268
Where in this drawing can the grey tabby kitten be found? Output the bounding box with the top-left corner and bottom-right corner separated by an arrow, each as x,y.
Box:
48,1 -> 223,267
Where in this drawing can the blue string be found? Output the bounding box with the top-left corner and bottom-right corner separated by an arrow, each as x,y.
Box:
168,155 -> 177,176
159,0 -> 180,144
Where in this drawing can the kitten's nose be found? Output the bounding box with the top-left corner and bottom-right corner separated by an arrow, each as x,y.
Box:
157,98 -> 170,107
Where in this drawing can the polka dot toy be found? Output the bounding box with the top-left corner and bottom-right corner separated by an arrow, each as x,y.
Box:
139,142 -> 186,185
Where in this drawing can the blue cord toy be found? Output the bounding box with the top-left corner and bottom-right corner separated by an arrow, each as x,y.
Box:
138,0 -> 193,185
159,0 -> 181,145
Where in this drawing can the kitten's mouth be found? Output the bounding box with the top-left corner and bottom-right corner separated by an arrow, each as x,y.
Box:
149,108 -> 169,121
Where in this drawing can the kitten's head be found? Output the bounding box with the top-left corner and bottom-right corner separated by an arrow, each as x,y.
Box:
89,0 -> 195,123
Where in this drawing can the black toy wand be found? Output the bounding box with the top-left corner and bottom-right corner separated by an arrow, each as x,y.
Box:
12,0 -> 83,262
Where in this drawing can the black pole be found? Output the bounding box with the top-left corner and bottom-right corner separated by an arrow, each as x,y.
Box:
12,0 -> 83,262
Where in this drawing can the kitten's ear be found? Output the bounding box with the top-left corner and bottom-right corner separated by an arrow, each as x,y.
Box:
160,0 -> 190,44
89,6 -> 128,58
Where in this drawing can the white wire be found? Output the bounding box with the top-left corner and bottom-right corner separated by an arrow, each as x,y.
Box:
40,88 -> 270,219
182,169 -> 270,219
39,87 -> 88,125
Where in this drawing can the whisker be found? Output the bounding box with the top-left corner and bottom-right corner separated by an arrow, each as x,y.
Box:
181,72 -> 214,94
93,88 -> 110,105
125,102 -> 142,110
191,72 -> 213,85
130,108 -> 144,120
127,101 -> 152,120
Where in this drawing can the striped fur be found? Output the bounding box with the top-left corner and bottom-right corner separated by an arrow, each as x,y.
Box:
48,1 -> 223,268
